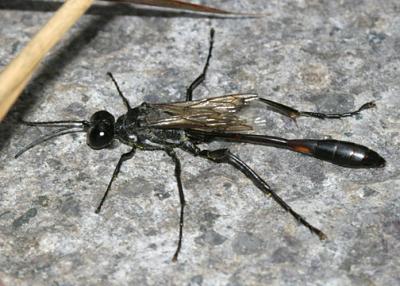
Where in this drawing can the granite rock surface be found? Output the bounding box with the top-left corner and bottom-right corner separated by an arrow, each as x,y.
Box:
0,1 -> 399,285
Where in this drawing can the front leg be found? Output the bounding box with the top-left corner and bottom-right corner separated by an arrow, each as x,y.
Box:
95,148 -> 136,213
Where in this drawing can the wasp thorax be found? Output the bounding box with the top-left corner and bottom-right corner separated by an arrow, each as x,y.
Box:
87,110 -> 115,149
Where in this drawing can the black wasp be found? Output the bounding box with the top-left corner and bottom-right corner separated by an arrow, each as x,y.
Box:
16,29 -> 385,261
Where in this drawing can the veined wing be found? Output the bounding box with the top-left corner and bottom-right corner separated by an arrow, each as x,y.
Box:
147,93 -> 258,132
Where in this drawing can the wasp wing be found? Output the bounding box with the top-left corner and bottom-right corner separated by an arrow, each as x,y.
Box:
146,93 -> 258,132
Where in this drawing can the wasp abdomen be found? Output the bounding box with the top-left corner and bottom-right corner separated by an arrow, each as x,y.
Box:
287,139 -> 385,168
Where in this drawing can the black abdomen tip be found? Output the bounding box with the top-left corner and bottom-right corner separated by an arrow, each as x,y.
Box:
288,139 -> 385,168
362,149 -> 386,168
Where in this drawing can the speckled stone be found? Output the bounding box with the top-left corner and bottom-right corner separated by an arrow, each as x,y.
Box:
0,1 -> 399,285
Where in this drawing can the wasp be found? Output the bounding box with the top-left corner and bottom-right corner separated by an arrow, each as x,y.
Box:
16,29 -> 385,261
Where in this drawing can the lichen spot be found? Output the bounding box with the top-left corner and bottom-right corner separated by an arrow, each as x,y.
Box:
300,63 -> 331,90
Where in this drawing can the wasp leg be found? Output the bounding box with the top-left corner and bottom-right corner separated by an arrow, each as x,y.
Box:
259,98 -> 375,121
186,145 -> 327,240
186,28 -> 215,102
107,72 -> 132,110
165,149 -> 186,262
95,148 -> 136,213
136,144 -> 186,261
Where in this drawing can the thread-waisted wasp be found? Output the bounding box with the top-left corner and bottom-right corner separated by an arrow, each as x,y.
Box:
16,29 -> 385,261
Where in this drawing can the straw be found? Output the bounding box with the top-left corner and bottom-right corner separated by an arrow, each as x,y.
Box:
0,0 -> 258,121
0,0 -> 94,121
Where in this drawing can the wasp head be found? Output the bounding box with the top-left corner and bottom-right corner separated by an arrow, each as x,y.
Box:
86,110 -> 115,150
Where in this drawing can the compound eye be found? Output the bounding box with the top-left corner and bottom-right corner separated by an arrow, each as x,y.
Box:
87,121 -> 114,150
90,110 -> 115,125
87,110 -> 115,149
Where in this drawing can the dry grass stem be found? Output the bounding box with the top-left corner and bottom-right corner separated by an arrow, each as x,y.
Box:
0,0 -> 94,121
0,0 -> 262,121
